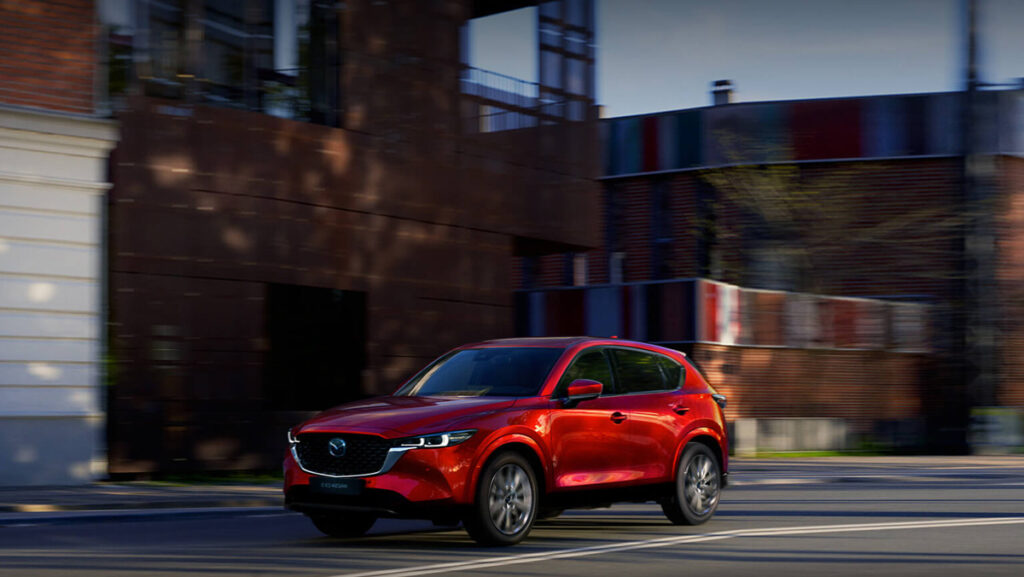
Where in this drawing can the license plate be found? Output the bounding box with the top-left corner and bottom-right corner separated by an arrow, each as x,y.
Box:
309,477 -> 365,496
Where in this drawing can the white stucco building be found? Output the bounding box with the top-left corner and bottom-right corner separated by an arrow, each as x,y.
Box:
0,106 -> 118,484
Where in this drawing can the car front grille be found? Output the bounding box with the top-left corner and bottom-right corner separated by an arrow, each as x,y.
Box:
293,433 -> 392,476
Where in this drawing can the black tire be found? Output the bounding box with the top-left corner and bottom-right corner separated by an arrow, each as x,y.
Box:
661,443 -> 721,525
431,517 -> 461,528
309,513 -> 377,538
537,508 -> 565,520
463,452 -> 538,546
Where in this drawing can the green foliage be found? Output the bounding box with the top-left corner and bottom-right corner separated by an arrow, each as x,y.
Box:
698,129 -> 977,293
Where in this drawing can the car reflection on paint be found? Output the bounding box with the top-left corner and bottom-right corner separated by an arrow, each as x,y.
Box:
283,337 -> 728,545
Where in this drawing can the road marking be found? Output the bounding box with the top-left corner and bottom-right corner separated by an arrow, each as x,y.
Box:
330,517 -> 1024,577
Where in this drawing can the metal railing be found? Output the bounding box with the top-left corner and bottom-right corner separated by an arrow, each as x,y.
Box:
460,65 -> 582,133
460,66 -> 540,107
112,53 -> 581,134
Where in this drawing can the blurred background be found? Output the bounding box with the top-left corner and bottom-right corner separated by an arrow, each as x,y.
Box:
1,0 -> 1022,486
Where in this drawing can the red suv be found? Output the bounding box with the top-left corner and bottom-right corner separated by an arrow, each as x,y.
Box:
283,337 -> 728,545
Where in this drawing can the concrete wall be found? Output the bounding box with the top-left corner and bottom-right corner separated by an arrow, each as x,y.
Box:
731,418 -> 850,456
0,107 -> 118,485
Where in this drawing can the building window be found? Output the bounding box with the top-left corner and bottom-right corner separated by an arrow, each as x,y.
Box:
652,178 -> 672,280
522,256 -> 540,289
573,253 -> 588,286
609,251 -> 625,284
201,0 -> 274,109
101,0 -> 340,125
606,182 -> 626,284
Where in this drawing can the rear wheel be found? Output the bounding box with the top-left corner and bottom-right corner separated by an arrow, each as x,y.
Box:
309,513 -> 377,538
661,443 -> 721,525
463,452 -> 538,546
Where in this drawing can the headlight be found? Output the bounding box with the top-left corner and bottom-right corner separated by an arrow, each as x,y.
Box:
287,428 -> 299,444
396,429 -> 476,449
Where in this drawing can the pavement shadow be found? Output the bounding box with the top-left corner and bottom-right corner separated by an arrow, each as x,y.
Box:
652,547 -> 1024,566
715,510 -> 1024,519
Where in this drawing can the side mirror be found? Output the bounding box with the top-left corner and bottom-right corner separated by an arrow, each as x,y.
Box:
565,379 -> 603,405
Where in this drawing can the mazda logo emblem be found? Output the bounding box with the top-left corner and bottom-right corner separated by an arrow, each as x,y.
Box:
327,437 -> 347,458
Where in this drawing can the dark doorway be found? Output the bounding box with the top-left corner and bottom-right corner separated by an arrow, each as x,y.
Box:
265,284 -> 367,410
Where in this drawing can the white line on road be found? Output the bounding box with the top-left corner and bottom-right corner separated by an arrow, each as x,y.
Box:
330,516 -> 1024,577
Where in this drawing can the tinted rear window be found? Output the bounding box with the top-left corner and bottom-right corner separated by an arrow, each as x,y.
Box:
611,348 -> 682,394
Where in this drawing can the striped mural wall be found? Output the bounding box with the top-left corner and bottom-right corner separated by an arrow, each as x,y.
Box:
603,91 -> 1024,176
516,279 -> 930,353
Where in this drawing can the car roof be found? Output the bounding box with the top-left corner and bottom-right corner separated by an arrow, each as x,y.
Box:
463,336 -> 685,356
464,336 -> 593,348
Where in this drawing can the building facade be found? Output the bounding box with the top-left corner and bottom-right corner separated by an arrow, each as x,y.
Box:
0,1 -> 119,484
518,88 -> 1024,450
100,0 -> 601,474
1,0 -> 602,481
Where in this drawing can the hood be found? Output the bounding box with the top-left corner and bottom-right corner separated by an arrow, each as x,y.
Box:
296,396 -> 518,436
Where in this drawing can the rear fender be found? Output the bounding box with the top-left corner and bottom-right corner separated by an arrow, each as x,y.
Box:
674,426 -> 728,478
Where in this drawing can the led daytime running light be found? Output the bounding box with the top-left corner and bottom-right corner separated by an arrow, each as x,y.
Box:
398,429 -> 475,449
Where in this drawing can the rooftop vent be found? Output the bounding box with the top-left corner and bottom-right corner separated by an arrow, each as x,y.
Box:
712,80 -> 734,106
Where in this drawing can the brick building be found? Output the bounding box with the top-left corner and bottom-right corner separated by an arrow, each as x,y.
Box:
100,0 -> 600,475
2,0 -> 602,480
518,87 -> 1024,449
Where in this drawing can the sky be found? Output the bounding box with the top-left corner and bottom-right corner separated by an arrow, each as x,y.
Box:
469,0 -> 1024,118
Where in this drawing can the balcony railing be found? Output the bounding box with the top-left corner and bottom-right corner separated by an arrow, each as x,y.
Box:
460,67 -> 539,107
110,50 -> 583,134
460,65 -> 586,133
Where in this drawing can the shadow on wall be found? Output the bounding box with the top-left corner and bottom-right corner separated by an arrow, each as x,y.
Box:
105,89 -> 592,473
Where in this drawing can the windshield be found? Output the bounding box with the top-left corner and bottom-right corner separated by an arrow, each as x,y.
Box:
395,347 -> 565,398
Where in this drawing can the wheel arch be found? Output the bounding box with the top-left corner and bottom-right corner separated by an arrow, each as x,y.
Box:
468,436 -> 548,503
676,429 -> 727,484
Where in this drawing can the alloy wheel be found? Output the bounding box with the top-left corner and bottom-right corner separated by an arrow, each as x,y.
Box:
683,453 -> 720,516
487,463 -> 534,535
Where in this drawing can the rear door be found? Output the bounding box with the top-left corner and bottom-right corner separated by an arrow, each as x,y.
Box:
607,347 -> 687,483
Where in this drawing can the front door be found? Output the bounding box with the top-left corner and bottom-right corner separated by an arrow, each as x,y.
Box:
548,347 -> 638,489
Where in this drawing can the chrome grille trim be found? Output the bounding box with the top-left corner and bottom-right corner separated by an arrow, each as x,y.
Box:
290,434 -> 411,478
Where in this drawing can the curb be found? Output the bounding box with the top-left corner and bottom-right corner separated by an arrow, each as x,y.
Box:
729,471 -> 1021,486
0,497 -> 282,515
0,505 -> 290,526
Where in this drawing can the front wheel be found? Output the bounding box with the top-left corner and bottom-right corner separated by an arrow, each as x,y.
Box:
661,443 -> 721,525
463,452 -> 538,546
309,513 -> 377,538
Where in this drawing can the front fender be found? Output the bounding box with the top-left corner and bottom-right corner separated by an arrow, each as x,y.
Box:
463,429 -> 551,504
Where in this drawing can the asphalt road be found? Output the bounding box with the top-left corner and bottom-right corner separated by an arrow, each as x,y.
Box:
2,462 -> 1024,577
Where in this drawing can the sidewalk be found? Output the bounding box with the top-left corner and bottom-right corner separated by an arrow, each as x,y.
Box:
0,482 -> 283,525
727,454 -> 1024,486
1,455 -> 1022,525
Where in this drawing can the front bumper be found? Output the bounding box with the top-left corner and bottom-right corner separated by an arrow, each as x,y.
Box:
284,484 -> 462,520
283,440 -> 477,517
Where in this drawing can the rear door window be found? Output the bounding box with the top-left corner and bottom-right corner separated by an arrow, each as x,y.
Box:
610,348 -> 682,394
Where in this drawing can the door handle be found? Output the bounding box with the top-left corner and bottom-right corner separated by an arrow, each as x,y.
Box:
610,411 -> 627,424
671,405 -> 690,415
